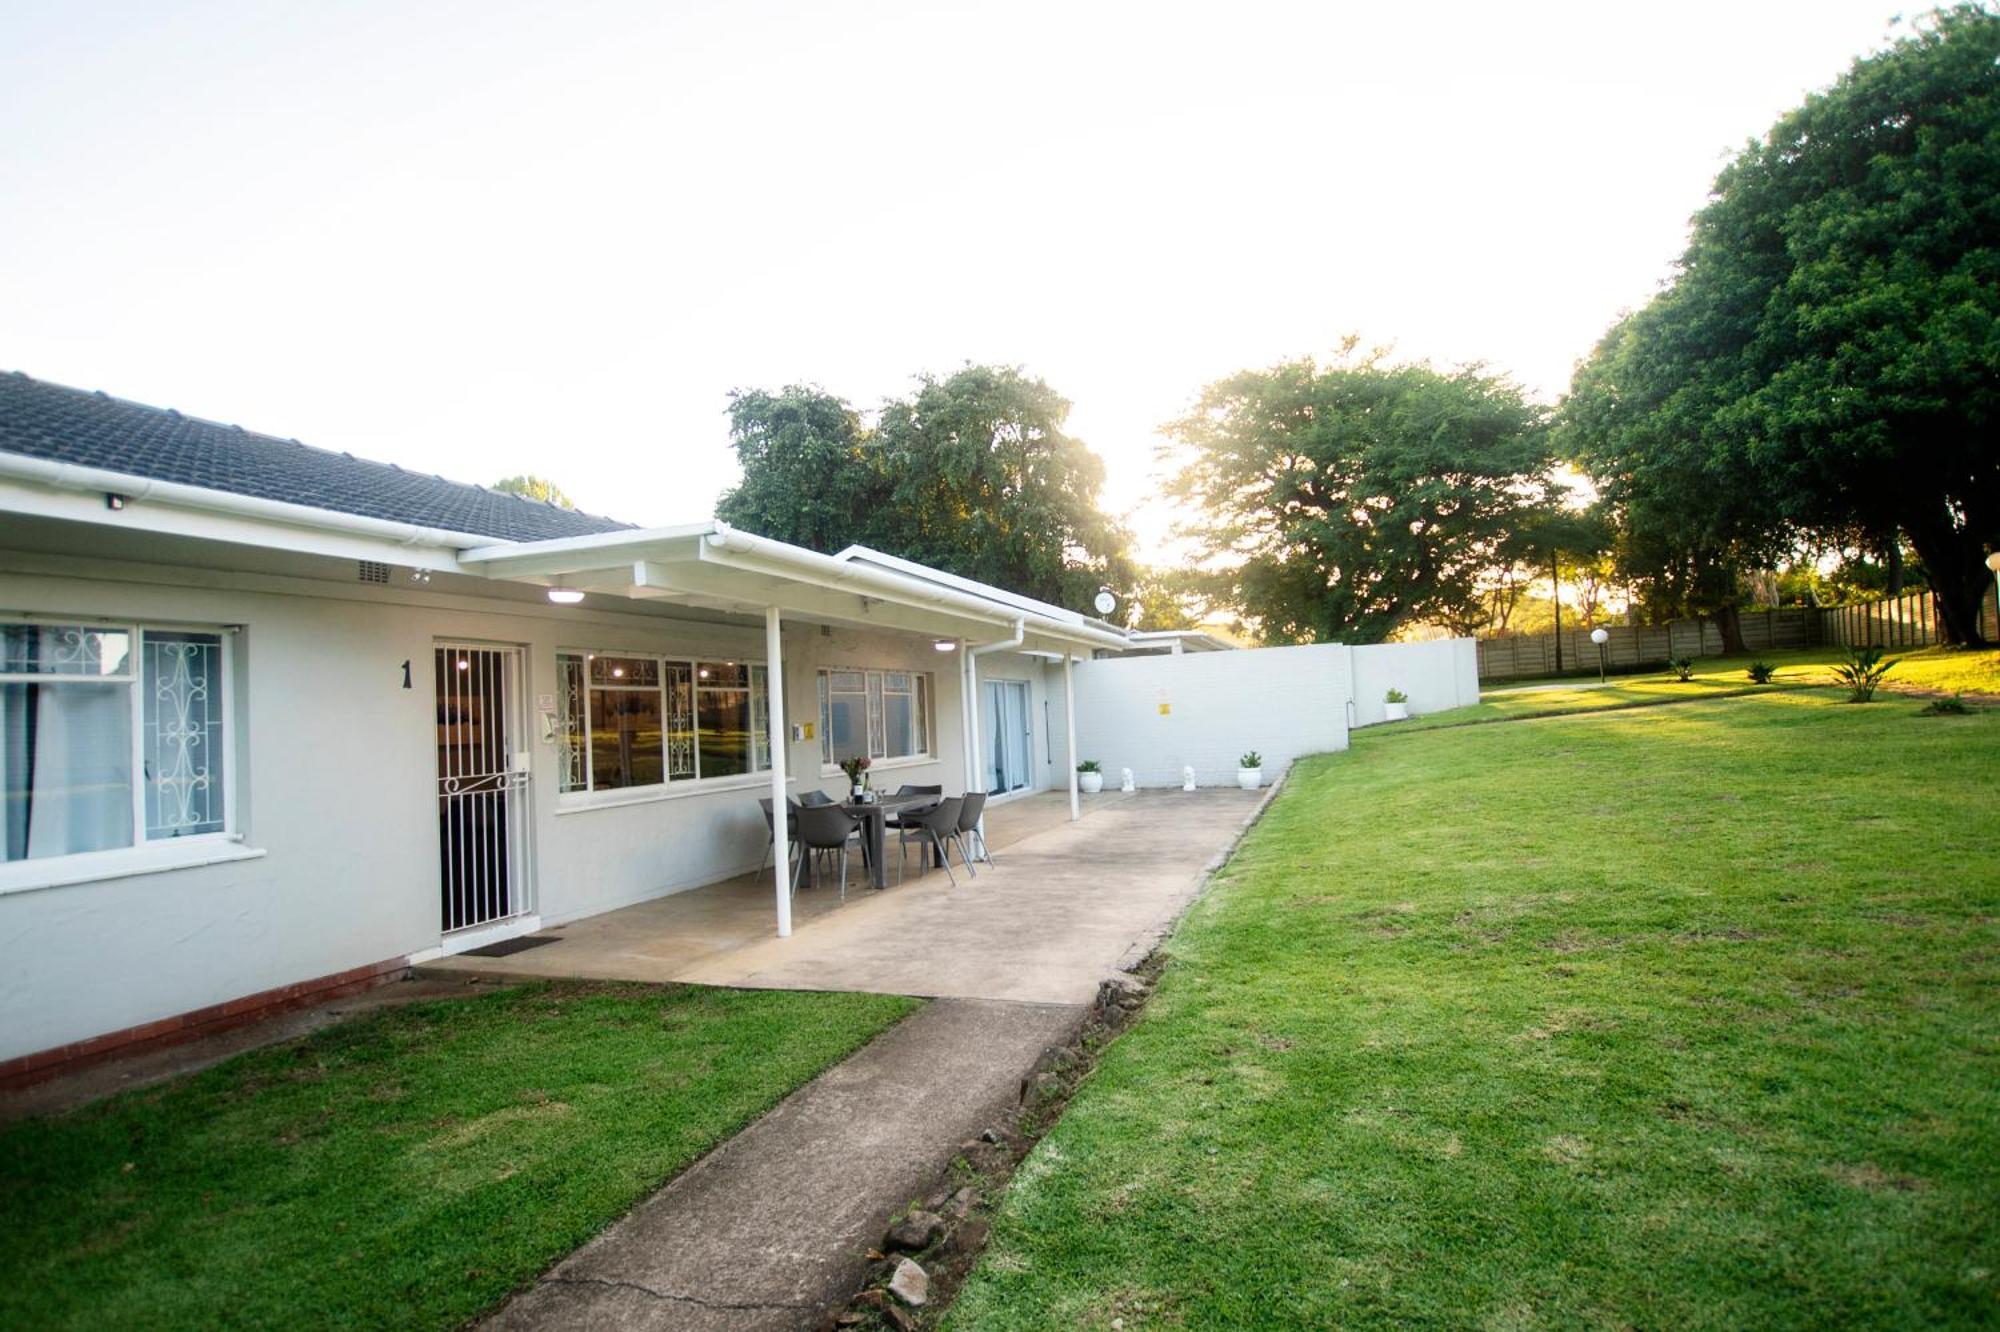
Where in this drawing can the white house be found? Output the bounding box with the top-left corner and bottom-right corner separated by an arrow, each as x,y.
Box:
0,371 -> 1475,1083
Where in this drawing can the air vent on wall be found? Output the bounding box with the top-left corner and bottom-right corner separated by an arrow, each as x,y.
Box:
357,560 -> 392,584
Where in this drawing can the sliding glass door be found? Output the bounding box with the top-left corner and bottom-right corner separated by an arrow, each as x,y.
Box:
984,680 -> 1031,795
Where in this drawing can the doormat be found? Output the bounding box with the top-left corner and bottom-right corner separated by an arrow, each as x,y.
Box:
462,936 -> 562,958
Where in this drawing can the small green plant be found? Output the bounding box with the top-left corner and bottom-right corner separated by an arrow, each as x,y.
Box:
1385,688 -> 1408,703
1239,751 -> 1263,769
1832,645 -> 1898,702
1076,759 -> 1102,774
1747,661 -> 1775,684
1922,693 -> 1971,716
1670,657 -> 1696,682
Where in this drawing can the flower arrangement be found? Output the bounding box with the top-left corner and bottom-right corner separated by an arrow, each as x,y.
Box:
839,755 -> 872,789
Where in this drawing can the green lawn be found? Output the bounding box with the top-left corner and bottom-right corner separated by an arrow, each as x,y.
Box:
0,981 -> 917,1330
1399,646 -> 2000,733
950,691 -> 2000,1329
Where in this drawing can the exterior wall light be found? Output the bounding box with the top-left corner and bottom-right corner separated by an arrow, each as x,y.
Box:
546,586 -> 585,605
933,639 -> 958,652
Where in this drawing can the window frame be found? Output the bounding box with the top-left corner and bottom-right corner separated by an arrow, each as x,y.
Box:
0,616 -> 241,874
554,648 -> 775,800
817,667 -> 933,773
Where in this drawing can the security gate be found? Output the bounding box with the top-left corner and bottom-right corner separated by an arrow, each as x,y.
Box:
434,644 -> 531,933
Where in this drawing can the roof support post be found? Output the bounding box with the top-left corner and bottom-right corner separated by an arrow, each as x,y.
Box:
1063,651 -> 1080,822
766,605 -> 791,938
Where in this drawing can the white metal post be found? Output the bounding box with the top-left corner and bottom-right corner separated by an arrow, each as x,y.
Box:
964,647 -> 982,796
766,606 -> 791,938
1063,651 -> 1080,821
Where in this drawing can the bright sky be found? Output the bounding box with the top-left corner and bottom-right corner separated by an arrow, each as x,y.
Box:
1,0 -> 1908,560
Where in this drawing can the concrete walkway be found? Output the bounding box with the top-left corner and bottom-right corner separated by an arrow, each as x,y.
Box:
487,998 -> 1083,1331
431,789 -> 1264,1005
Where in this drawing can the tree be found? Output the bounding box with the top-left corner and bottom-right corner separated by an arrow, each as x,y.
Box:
1565,6 -> 2000,643
714,367 -> 1135,612
491,474 -> 574,507
1165,344 -> 1554,644
714,386 -> 883,554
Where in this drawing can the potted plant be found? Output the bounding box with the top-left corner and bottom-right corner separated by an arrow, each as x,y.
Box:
1076,759 -> 1104,794
839,755 -> 872,800
1384,688 -> 1409,722
1237,750 -> 1263,790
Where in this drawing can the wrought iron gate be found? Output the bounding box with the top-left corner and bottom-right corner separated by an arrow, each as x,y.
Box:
434,644 -> 530,932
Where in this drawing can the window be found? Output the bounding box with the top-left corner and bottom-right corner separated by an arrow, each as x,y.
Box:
556,651 -> 772,794
818,668 -> 930,766
2,621 -> 231,863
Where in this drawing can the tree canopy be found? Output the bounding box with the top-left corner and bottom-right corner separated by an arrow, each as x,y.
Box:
1165,345 -> 1553,644
715,366 -> 1134,612
491,474 -> 574,508
1562,4 -> 2000,643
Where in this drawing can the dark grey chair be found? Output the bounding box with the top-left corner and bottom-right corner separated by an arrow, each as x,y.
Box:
758,796 -> 804,873
956,790 -> 993,871
794,803 -> 862,901
893,784 -> 943,797
897,795 -> 964,887
798,789 -> 836,808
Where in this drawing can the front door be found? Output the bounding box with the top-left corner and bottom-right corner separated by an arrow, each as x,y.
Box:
985,680 -> 1032,795
434,644 -> 531,933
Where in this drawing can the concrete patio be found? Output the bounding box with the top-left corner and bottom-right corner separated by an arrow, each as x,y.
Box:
425,787 -> 1267,1005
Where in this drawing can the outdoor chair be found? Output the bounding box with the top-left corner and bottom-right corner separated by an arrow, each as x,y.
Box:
955,790 -> 994,870
798,789 -> 836,808
897,795 -> 965,887
892,784 -> 942,797
794,803 -> 862,901
759,796 -> 806,873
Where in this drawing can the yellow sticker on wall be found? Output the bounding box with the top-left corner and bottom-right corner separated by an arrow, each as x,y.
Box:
1158,702 -> 1171,716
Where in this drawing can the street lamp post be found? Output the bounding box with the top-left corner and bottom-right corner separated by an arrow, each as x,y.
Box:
1590,626 -> 1610,684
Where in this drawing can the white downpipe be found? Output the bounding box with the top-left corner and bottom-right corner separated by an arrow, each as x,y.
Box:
965,619 -> 1024,794
0,451 -> 495,552
1063,652 -> 1080,821
766,606 -> 791,938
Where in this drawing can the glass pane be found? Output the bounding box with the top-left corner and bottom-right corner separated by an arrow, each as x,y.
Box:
818,673 -> 831,763
750,665 -> 771,771
1,680 -> 134,861
589,685 -> 664,789
884,690 -> 913,758
828,670 -> 865,694
1,624 -> 132,677
697,686 -> 752,778
867,673 -> 885,758
697,661 -> 749,689
142,632 -> 226,838
590,655 -> 659,687
827,691 -> 865,763
556,654 -> 586,793
665,662 -> 696,780
882,672 -> 912,693
915,676 -> 929,754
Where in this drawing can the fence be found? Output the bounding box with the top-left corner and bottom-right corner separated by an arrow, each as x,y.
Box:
1473,589 -> 1993,681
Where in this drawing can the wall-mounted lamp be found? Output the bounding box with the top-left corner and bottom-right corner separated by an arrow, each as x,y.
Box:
546,585 -> 584,605
932,639 -> 958,652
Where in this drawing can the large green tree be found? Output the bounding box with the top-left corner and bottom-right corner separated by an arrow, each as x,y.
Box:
491,474 -> 574,507
1165,346 -> 1553,644
714,366 -> 1134,612
1566,5 -> 2000,643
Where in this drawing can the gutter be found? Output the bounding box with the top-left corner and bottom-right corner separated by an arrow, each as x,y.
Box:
0,451 -> 494,554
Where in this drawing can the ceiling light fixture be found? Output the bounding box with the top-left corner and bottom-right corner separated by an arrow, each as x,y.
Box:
933,639 -> 958,652
547,585 -> 585,605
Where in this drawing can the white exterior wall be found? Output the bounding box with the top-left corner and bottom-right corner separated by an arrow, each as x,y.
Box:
1070,643 -> 1354,788
0,550 -> 973,1062
1348,638 -> 1480,726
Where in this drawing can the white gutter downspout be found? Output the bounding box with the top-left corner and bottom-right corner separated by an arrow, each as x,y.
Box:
964,618 -> 1024,798
0,452 -> 495,554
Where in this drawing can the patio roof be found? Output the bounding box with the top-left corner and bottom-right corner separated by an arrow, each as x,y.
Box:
458,520 -> 1133,654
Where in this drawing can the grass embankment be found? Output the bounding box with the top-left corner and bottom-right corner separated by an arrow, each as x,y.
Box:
951,691 -> 1999,1328
1400,645 -> 2000,733
0,982 -> 918,1330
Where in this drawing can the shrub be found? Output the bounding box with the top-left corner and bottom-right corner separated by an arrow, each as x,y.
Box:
1923,694 -> 1971,716
1239,751 -> 1263,769
1077,759 -> 1103,774
1670,657 -> 1696,682
1385,688 -> 1408,703
1832,645 -> 1898,702
1747,661 -> 1775,684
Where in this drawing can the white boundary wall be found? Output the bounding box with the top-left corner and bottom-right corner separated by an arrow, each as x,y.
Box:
1071,637 -> 1478,787
1349,638 -> 1480,727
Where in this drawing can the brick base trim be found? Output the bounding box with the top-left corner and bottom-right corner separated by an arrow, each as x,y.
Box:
0,956 -> 412,1092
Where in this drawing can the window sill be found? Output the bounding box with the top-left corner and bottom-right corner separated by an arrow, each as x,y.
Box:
554,772 -> 794,815
818,754 -> 939,780
0,838 -> 268,897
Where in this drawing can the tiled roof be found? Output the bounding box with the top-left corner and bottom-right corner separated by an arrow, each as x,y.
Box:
0,371 -> 633,543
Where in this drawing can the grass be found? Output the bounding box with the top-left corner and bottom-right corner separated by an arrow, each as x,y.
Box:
1394,645 -> 2000,733
949,691 -> 2000,1329
0,981 -> 918,1330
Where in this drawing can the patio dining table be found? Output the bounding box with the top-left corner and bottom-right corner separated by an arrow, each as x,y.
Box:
839,792 -> 941,890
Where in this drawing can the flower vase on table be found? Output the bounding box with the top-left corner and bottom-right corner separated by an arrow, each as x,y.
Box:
839,755 -> 872,803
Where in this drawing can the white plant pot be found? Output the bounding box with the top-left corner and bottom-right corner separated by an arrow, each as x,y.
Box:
1236,767 -> 1262,790
1385,702 -> 1409,722
1078,771 -> 1104,794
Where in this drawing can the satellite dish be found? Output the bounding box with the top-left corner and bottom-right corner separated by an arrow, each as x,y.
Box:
1093,589 -> 1117,616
